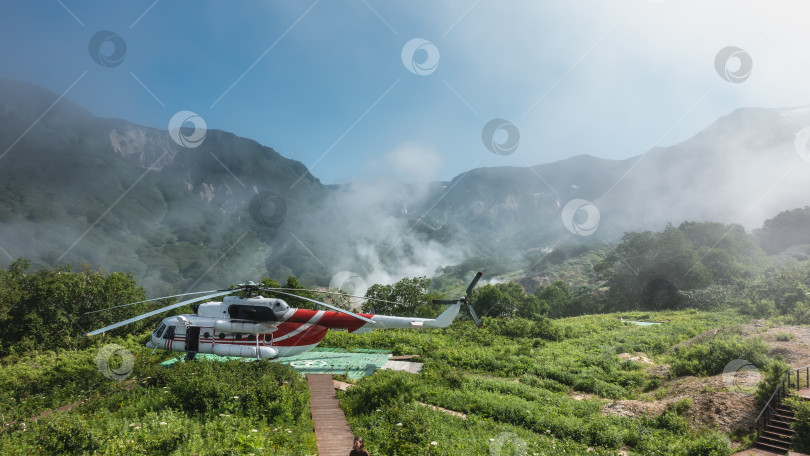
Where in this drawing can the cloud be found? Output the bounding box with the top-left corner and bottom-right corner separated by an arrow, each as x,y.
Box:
383,142 -> 443,182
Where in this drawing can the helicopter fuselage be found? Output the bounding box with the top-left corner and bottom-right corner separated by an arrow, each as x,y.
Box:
146,295 -> 460,359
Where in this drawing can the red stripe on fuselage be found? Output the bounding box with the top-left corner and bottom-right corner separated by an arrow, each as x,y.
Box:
273,324 -> 329,347
287,309 -> 372,332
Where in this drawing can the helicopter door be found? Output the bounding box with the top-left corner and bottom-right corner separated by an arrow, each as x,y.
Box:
186,327 -> 200,352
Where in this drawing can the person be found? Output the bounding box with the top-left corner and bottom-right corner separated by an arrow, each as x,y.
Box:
349,437 -> 369,456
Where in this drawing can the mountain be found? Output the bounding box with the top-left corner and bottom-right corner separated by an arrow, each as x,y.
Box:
0,79 -> 327,295
1,79 -> 809,293
406,107 -> 810,247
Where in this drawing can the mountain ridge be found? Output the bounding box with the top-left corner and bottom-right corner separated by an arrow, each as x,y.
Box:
1,78 -> 809,293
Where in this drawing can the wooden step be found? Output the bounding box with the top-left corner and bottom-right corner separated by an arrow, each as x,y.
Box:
757,435 -> 792,451
307,374 -> 356,456
767,422 -> 795,435
756,441 -> 791,454
761,430 -> 793,442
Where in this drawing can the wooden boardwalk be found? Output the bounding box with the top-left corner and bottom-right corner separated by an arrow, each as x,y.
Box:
307,374 -> 355,456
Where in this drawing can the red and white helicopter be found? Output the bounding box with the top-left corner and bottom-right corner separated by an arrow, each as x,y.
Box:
87,273 -> 483,360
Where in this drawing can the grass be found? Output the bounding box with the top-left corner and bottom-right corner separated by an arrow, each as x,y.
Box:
0,338 -> 317,455
776,332 -> 796,341
327,309 -> 752,455
0,309 -> 763,455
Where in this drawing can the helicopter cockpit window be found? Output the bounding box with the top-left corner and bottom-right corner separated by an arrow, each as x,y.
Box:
154,324 -> 166,338
163,326 -> 175,340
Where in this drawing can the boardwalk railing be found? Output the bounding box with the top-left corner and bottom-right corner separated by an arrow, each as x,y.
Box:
755,365 -> 810,433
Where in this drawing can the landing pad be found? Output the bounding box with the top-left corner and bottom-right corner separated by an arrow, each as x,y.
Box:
160,348 -> 392,380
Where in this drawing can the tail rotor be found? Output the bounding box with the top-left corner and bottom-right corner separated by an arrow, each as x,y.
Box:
432,272 -> 483,327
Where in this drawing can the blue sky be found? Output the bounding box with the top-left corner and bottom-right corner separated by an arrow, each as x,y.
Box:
3,0 -> 810,184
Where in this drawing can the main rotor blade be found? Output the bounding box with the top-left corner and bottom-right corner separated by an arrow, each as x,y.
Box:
432,299 -> 460,305
83,290 -> 221,315
86,290 -> 233,336
267,287 -> 416,307
262,289 -> 374,324
466,271 -> 483,296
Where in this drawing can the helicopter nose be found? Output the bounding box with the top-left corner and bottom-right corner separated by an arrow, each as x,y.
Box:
146,340 -> 156,349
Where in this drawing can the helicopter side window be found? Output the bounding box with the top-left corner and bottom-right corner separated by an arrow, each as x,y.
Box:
154,324 -> 166,338
228,305 -> 277,321
218,333 -> 227,340
163,326 -> 175,340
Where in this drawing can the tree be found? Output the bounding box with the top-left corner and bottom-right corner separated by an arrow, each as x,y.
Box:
470,282 -> 548,321
535,280 -> 572,318
595,222 -> 763,311
756,206 -> 810,254
0,258 -> 148,355
277,276 -> 316,309
362,276 -> 443,317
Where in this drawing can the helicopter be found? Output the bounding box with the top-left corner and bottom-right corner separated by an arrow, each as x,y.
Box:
86,272 -> 483,360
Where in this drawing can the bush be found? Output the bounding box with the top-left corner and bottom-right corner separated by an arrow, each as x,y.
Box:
682,432 -> 731,456
483,317 -> 561,340
776,332 -> 796,342
341,370 -> 415,415
755,358 -> 791,406
159,360 -> 309,423
786,396 -> 810,453
671,332 -> 768,377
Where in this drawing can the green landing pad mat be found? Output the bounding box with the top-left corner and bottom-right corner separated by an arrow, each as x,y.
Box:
160,348 -> 392,379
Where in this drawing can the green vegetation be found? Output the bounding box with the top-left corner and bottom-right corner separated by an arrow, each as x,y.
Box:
670,329 -> 769,377
0,258 -> 150,356
329,310 -> 746,455
595,222 -> 763,311
0,344 -> 316,455
469,281 -> 548,321
786,396 -> 810,453
363,276 -> 444,317
776,332 -> 796,342
4,205 -> 810,455
755,206 -> 810,255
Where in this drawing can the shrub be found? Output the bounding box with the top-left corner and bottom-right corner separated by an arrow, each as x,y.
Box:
755,358 -> 791,406
159,360 -> 309,423
341,370 -> 415,415
682,432 -> 731,456
655,410 -> 689,434
776,332 -> 796,342
786,396 -> 810,453
671,333 -> 768,377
